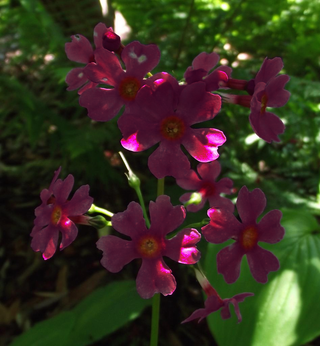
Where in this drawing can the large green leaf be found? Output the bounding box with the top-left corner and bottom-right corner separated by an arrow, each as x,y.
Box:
66,280 -> 151,345
9,312 -> 75,346
204,209 -> 320,346
10,280 -> 150,346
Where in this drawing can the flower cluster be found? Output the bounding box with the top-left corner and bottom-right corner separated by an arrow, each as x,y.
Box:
31,167 -> 93,260
30,22 -> 289,327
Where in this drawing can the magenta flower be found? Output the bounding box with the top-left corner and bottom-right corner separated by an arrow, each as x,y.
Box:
96,195 -> 201,299
118,80 -> 225,179
249,57 -> 290,142
31,167 -> 93,260
176,161 -> 234,213
184,52 -> 232,91
202,186 -> 285,283
65,23 -> 113,94
182,269 -> 253,323
79,41 -> 161,122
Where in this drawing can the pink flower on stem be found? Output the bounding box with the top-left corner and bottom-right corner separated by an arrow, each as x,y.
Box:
79,41 -> 161,122
249,58 -> 290,143
118,80 -> 225,179
176,161 -> 234,213
31,167 -> 93,260
65,23 -> 113,94
182,269 -> 253,323
222,57 -> 290,143
184,52 -> 232,91
96,195 -> 201,299
202,186 -> 285,283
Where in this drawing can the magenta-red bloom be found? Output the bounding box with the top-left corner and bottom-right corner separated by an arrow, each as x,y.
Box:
176,161 -> 234,213
96,195 -> 201,299
65,23 -> 113,94
118,80 -> 225,178
79,41 -> 161,122
249,57 -> 290,142
184,52 -> 232,91
202,186 -> 285,283
182,269 -> 253,323
30,167 -> 93,260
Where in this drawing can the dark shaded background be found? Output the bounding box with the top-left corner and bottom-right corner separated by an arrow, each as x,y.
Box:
1,0 -> 320,345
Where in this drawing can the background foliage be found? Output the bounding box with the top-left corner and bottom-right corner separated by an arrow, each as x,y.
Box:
1,0 -> 319,345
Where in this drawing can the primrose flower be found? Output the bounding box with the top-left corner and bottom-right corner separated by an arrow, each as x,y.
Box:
96,195 -> 201,299
176,161 -> 234,213
79,41 -> 161,122
182,269 -> 253,323
31,167 -> 93,260
184,52 -> 232,91
249,57 -> 290,143
65,23 -> 113,94
119,80 -> 225,179
202,186 -> 284,283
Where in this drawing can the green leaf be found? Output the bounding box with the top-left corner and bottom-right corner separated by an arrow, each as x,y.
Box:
204,208 -> 320,346
9,312 -> 75,346
10,281 -> 150,346
66,280 -> 151,346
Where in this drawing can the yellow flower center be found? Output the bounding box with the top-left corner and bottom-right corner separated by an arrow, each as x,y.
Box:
137,236 -> 162,258
51,205 -> 62,225
240,226 -> 258,251
160,115 -> 185,141
118,76 -> 141,101
260,93 -> 268,114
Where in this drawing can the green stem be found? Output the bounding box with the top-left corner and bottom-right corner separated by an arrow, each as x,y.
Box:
157,178 -> 165,196
149,178 -> 165,346
150,293 -> 160,346
136,188 -> 150,228
119,151 -> 150,227
88,204 -> 114,218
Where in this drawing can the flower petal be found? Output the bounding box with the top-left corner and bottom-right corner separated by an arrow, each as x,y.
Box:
207,195 -> 235,214
202,208 -> 242,243
183,128 -> 226,162
122,41 -> 161,78
192,52 -> 220,72
182,295 -> 224,323
59,219 -> 78,250
197,161 -> 221,181
149,195 -> 186,236
217,243 -> 245,283
33,204 -> 53,228
148,142 -> 191,179
118,111 -> 161,152
178,82 -> 221,124
65,67 -> 88,91
65,35 -> 93,64
83,48 -> 123,85
265,74 -> 291,107
164,228 -> 201,264
236,186 -> 266,224
246,245 -> 280,283
258,210 -> 285,243
93,22 -> 109,48
255,57 -> 284,84
31,223 -> 59,260
96,235 -> 138,273
64,185 -> 93,216
249,109 -> 285,143
136,258 -> 176,299
111,201 -> 148,238
176,169 -> 202,190
53,174 -> 74,204
79,87 -> 123,122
